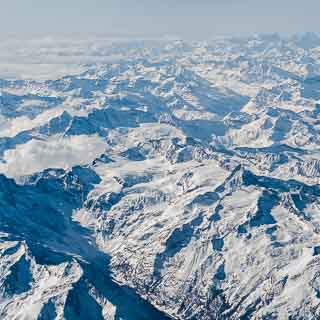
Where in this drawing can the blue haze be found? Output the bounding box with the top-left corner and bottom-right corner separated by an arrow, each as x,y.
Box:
1,0 -> 319,39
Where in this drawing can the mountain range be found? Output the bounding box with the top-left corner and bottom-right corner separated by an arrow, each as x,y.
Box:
1,33 -> 320,319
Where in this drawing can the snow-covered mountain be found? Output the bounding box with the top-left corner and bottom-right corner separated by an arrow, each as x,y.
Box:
1,34 -> 320,319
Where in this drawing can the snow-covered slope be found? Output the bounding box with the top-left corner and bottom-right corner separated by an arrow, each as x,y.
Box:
1,34 -> 320,319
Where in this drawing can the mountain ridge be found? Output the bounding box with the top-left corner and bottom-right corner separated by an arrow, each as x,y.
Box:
1,34 -> 320,319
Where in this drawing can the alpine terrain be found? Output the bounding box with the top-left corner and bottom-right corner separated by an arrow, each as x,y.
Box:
1,33 -> 320,319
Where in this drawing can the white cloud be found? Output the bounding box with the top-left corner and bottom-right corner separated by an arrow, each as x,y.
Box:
0,135 -> 106,178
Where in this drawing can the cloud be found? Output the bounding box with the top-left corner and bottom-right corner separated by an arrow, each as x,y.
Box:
0,135 -> 106,178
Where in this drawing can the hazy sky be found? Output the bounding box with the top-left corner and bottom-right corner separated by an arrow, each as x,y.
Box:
1,0 -> 319,39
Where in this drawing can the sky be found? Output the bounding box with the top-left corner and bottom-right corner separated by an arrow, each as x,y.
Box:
1,0 -> 319,39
